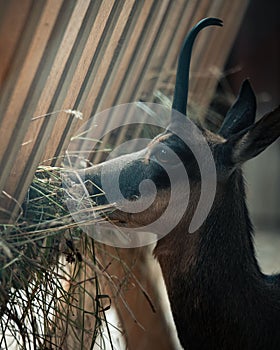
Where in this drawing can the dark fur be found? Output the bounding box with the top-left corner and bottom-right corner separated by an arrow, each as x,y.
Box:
79,18 -> 280,349
154,170 -> 280,350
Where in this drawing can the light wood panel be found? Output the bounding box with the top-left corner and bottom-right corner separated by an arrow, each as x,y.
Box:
0,0 -> 249,219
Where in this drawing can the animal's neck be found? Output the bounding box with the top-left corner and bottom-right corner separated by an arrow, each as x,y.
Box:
196,171 -> 261,280
154,170 -> 263,343
155,169 -> 259,268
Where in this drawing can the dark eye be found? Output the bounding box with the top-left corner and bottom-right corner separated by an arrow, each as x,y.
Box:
152,146 -> 180,166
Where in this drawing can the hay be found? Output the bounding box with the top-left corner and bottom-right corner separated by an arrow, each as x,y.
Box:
0,166 -> 115,349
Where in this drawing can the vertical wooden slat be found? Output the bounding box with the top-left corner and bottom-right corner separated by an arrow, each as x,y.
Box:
190,0 -> 250,118
84,0 -> 172,165
112,0 -> 171,106
0,0 -> 33,89
138,0 -> 214,103
6,1 -> 92,207
87,0 -> 155,113
138,0 -> 200,101
61,0 -> 156,166
42,0 -> 136,165
43,0 -> 116,163
0,0 -> 63,192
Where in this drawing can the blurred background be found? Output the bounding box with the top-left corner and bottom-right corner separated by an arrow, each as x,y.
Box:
225,0 -> 280,273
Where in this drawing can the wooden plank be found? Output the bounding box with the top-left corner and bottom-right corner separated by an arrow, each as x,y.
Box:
4,0 -> 93,216
90,0 -> 156,113
52,0 -> 156,166
0,0 -> 63,192
90,0 -> 172,163
191,0 -> 250,119
137,0 -> 199,102
112,0 -> 171,106
45,0 -> 139,165
0,0 -> 33,89
140,0 -> 213,103
78,0 -> 158,165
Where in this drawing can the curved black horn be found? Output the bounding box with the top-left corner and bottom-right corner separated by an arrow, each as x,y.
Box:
172,18 -> 223,117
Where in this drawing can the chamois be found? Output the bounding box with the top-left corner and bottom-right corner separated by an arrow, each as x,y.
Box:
77,18 -> 280,349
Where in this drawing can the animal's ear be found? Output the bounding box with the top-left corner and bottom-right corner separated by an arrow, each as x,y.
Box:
218,80 -> 256,138
226,106 -> 280,165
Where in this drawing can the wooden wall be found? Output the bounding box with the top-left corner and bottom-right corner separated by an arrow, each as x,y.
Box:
0,0 -> 249,221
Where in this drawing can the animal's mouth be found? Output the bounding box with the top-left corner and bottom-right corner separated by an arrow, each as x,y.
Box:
99,206 -> 155,230
94,207 -> 129,227
107,211 -> 135,228
64,180 -> 136,227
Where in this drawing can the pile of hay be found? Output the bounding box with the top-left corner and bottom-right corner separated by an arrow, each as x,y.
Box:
0,166 -> 113,349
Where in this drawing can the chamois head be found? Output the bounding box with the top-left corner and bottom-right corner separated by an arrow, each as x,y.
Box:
67,18 -> 280,246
